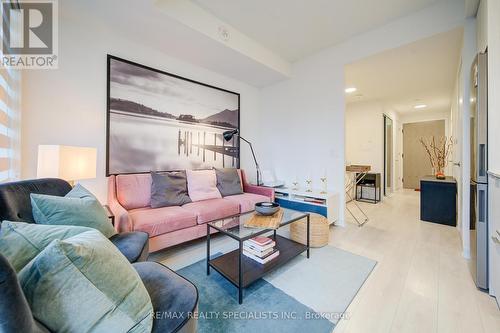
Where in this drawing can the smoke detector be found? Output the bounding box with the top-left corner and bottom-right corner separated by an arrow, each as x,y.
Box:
218,26 -> 230,42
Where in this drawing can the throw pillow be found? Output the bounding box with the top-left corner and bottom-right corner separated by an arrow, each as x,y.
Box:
18,230 -> 153,333
150,171 -> 192,208
186,169 -> 222,202
0,221 -> 91,272
215,168 -> 243,197
30,184 -> 116,238
0,253 -> 50,333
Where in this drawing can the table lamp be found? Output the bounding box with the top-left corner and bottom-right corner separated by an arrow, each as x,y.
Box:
37,145 -> 97,186
222,129 -> 262,186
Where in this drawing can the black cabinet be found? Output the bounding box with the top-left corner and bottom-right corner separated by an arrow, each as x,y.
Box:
420,176 -> 457,226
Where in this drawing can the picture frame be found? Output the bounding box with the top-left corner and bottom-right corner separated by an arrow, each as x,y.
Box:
106,55 -> 240,175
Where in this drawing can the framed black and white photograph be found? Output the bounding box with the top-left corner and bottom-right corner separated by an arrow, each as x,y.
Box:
106,55 -> 240,175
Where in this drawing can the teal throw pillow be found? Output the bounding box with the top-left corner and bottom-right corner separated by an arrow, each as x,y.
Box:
18,230 -> 153,333
0,221 -> 91,272
30,184 -> 116,238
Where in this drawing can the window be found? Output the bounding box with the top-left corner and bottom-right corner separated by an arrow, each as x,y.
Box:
0,4 -> 22,182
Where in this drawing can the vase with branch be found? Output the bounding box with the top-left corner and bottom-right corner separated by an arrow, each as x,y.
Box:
419,136 -> 453,179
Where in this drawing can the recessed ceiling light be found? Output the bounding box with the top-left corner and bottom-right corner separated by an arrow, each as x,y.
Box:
414,104 -> 427,109
345,87 -> 357,93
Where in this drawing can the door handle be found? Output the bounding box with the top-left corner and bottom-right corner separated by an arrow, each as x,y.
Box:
478,188 -> 486,223
453,162 -> 461,167
479,144 -> 486,176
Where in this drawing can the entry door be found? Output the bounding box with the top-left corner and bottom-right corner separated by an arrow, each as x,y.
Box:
403,120 -> 445,189
384,115 -> 394,195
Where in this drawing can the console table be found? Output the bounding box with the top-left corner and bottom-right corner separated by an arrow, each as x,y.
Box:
345,165 -> 371,226
355,173 -> 381,204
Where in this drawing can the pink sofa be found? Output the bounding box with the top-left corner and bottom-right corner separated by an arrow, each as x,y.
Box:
108,170 -> 274,252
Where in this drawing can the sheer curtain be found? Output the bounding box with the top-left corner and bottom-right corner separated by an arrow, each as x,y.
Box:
0,5 -> 22,182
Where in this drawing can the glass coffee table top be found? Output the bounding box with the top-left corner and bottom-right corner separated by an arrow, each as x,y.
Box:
207,207 -> 309,241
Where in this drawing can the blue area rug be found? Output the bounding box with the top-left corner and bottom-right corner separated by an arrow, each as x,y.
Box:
177,255 -> 335,333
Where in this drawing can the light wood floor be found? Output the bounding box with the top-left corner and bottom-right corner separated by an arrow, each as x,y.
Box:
150,190 -> 500,333
334,190 -> 500,333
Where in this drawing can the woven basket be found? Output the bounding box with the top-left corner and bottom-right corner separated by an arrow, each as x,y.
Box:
290,213 -> 330,248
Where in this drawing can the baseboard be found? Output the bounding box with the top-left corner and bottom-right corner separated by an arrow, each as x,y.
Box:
462,248 -> 471,259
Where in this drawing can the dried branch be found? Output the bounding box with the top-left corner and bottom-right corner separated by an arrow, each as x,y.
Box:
419,136 -> 453,175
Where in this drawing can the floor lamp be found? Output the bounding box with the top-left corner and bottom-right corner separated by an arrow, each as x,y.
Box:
222,129 -> 262,186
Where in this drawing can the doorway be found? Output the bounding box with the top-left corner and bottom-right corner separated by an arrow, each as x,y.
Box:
402,120 -> 445,189
344,27 -> 462,217
384,115 -> 394,195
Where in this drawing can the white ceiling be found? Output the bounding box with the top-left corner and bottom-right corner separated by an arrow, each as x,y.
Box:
65,0 -> 463,88
192,0 -> 440,62
63,0 -> 290,87
345,28 -> 463,114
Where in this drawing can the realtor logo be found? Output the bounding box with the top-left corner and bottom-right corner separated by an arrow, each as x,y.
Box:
1,0 -> 58,68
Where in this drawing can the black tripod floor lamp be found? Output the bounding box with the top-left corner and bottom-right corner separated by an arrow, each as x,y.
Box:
223,129 -> 263,186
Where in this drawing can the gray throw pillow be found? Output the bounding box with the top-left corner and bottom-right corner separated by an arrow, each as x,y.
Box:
150,171 -> 192,208
30,184 -> 116,238
18,230 -> 153,333
215,168 -> 243,197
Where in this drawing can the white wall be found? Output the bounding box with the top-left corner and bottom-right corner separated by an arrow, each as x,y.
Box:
395,119 -> 403,190
476,0 -> 488,53
444,17 -> 476,259
20,0 -> 262,202
345,100 -> 398,194
259,0 -> 466,226
451,62 -> 463,233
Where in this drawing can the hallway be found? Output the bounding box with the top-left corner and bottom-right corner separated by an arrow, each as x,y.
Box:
334,190 -> 500,333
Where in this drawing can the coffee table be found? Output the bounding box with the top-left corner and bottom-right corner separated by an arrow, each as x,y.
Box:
206,208 -> 310,304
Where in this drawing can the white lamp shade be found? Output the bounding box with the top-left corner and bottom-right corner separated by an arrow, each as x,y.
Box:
37,145 -> 97,181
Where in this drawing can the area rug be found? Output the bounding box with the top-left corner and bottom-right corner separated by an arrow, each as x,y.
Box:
265,246 -> 376,324
176,246 -> 376,333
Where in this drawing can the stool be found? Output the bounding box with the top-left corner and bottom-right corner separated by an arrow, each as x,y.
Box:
290,213 -> 330,247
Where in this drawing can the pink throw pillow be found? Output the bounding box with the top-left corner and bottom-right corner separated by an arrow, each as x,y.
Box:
186,169 -> 222,202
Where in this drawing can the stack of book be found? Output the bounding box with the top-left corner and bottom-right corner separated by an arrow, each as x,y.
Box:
243,236 -> 280,264
303,197 -> 326,205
